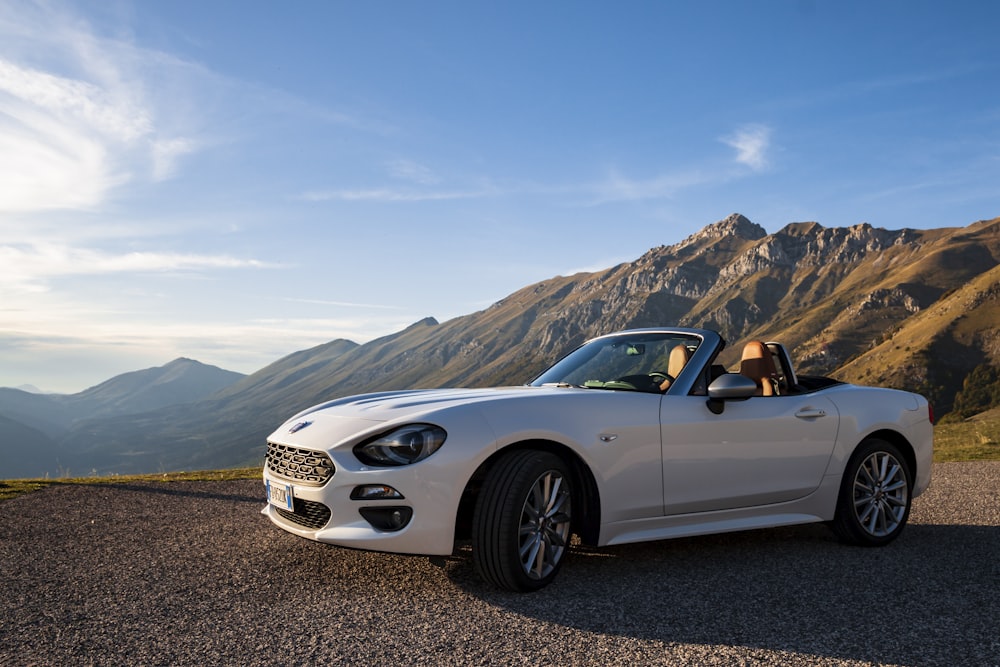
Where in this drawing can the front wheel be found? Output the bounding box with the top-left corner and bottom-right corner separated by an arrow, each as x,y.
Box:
832,438 -> 912,546
472,450 -> 573,592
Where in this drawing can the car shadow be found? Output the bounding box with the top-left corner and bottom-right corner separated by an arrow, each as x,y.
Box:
70,479 -> 264,504
442,522 -> 1000,666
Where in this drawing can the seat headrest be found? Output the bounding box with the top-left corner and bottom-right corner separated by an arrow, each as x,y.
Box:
740,340 -> 778,378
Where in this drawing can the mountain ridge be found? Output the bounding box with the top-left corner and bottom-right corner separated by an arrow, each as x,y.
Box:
5,212 -> 1000,478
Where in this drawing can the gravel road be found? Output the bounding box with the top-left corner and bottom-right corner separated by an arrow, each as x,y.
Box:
2,462 -> 998,666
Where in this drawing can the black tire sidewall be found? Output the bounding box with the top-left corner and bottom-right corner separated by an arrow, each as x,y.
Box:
472,450 -> 572,592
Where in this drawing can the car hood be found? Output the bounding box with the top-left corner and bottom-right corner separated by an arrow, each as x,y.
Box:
291,386 -> 549,422
267,386 -> 557,450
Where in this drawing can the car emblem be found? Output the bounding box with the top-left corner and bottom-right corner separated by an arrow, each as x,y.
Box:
288,420 -> 312,434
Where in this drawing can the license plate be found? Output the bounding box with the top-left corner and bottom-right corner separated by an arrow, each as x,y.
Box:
267,480 -> 294,511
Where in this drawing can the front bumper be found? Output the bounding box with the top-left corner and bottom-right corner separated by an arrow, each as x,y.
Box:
261,461 -> 461,557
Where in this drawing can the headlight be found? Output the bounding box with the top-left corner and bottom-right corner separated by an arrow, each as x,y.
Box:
353,424 -> 447,466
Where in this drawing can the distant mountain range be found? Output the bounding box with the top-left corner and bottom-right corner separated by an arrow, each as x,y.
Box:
0,359 -> 245,478
3,213 -> 1000,479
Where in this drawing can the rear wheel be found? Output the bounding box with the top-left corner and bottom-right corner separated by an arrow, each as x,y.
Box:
472,450 -> 573,591
832,438 -> 912,546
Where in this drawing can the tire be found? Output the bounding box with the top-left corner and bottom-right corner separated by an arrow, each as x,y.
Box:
472,450 -> 573,592
832,438 -> 912,546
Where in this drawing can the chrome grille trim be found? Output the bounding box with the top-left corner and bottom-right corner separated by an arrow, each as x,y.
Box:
266,442 -> 335,485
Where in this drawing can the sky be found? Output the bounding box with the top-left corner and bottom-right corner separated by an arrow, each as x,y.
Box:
1,1 -> 999,393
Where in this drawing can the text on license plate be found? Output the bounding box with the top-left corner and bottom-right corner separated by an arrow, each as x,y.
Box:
267,480 -> 294,510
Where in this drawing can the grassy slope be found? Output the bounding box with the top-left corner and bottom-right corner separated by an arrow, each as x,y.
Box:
933,417 -> 1000,462
0,467 -> 261,502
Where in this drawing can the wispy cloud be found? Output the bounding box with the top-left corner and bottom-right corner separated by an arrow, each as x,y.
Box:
151,137 -> 198,181
720,124 -> 772,170
768,64 -> 994,114
569,125 -> 777,206
0,59 -> 152,140
302,127 -> 770,209
585,167 -> 713,205
0,58 -> 130,211
0,243 -> 276,292
284,297 -> 403,310
299,187 -> 493,203
0,3 -> 208,213
386,158 -> 441,185
301,156 -> 502,203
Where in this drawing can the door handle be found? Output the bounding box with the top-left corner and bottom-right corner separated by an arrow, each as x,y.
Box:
795,408 -> 827,419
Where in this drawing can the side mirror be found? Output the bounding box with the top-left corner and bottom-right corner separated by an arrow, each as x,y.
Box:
706,374 -> 757,414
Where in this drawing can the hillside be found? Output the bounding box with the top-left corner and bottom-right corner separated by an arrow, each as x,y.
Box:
10,212 -> 1000,477
835,260 -> 1000,410
0,414 -> 61,479
0,359 -> 246,477
72,357 -> 247,418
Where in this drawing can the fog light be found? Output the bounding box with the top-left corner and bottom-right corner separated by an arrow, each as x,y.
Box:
351,485 -> 404,500
359,506 -> 413,532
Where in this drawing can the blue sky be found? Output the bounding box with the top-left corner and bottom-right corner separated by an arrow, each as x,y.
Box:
1,1 -> 998,392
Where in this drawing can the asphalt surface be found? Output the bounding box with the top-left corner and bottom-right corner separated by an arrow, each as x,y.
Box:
1,462 -> 998,666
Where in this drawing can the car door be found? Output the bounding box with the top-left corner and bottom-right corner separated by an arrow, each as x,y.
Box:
658,393 -> 839,515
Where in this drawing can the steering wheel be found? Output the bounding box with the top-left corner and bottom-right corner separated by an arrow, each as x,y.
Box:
647,371 -> 674,392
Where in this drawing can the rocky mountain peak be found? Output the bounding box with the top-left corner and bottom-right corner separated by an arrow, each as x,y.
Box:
712,213 -> 768,240
669,213 -> 767,254
778,221 -> 825,237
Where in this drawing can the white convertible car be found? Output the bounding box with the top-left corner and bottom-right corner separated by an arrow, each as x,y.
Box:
262,328 -> 933,591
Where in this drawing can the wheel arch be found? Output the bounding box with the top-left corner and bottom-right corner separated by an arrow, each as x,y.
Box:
454,440 -> 601,547
861,428 -> 917,480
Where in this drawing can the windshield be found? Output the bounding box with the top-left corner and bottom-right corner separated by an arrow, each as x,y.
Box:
530,332 -> 702,393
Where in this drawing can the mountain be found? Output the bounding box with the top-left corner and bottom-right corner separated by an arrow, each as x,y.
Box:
0,359 -> 246,478
72,357 -> 247,419
0,413 -> 61,479
10,213 -> 1000,478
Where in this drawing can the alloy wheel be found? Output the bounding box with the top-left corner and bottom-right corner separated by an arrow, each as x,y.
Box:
518,470 -> 572,580
852,450 -> 909,538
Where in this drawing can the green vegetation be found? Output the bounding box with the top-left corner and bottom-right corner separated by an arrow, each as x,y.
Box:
939,363 -> 1000,423
0,467 -> 261,502
934,417 -> 1000,462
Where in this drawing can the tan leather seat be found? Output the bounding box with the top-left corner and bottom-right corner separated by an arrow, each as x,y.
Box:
659,345 -> 691,391
739,341 -> 779,396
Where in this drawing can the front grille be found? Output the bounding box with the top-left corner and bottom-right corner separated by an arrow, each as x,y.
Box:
276,498 -> 332,530
266,442 -> 335,485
